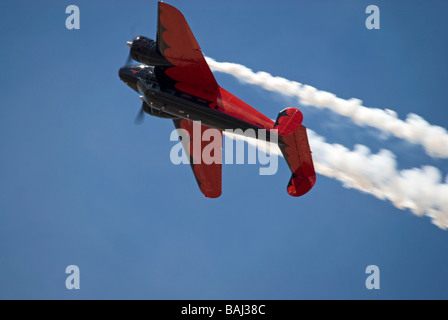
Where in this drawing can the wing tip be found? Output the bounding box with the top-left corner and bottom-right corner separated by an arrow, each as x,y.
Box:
274,108 -> 304,136
158,1 -> 180,15
204,191 -> 222,199
287,174 -> 316,197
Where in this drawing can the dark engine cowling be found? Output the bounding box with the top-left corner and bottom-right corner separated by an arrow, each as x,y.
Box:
130,36 -> 171,66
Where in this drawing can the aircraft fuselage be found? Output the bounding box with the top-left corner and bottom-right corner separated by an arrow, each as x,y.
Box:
119,64 -> 280,142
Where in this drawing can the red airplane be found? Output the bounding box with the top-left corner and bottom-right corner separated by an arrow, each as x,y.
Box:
119,2 -> 316,198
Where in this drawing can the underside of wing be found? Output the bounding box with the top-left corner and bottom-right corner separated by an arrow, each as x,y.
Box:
173,118 -> 222,198
157,2 -> 218,101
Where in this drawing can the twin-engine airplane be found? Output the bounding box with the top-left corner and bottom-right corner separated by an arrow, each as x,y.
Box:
119,2 -> 316,198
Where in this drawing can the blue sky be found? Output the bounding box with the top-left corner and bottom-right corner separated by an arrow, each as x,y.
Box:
0,0 -> 447,299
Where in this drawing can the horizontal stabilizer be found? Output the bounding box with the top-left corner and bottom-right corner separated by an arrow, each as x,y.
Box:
275,108 -> 316,197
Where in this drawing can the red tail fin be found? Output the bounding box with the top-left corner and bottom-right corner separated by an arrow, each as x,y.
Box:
275,108 -> 316,197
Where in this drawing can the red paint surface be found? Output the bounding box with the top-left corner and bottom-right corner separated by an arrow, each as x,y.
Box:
275,114 -> 316,197
179,119 -> 222,198
217,87 -> 275,130
159,3 -> 315,198
158,3 -> 218,101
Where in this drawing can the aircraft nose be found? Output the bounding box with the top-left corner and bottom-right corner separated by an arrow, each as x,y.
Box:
119,66 -> 139,92
120,65 -> 146,93
118,66 -> 131,82
119,65 -> 137,83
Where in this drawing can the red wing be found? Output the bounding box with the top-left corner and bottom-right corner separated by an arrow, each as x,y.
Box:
158,2 -> 218,101
173,119 -> 222,198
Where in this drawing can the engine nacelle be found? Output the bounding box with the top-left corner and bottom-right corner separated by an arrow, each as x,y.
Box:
142,102 -> 177,119
130,36 -> 171,66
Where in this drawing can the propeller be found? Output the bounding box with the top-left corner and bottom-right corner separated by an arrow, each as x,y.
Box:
122,45 -> 143,125
124,40 -> 134,66
125,53 -> 133,66
124,27 -> 144,125
134,105 -> 145,125
124,23 -> 137,66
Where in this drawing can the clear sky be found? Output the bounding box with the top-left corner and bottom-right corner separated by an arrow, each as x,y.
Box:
0,0 -> 447,299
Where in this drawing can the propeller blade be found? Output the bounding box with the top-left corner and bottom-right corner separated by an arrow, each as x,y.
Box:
134,107 -> 145,125
124,37 -> 135,65
125,51 -> 133,66
124,25 -> 138,66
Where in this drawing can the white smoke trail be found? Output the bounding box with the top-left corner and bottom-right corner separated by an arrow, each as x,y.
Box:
206,57 -> 448,159
224,130 -> 448,230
